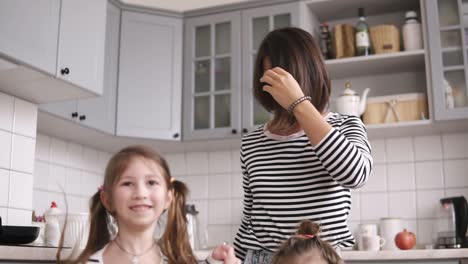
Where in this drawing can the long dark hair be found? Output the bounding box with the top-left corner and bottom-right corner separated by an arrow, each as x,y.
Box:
272,220 -> 342,264
254,27 -> 331,126
68,145 -> 197,264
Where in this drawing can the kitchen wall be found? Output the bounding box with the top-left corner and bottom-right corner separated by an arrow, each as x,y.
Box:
0,92 -> 37,225
32,134 -> 111,216
165,133 -> 468,248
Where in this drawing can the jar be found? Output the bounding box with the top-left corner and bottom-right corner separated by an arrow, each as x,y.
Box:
402,11 -> 423,50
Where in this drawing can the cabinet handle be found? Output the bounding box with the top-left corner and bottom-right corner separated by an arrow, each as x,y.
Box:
231,129 -> 237,134
242,128 -> 248,134
71,112 -> 78,118
173,133 -> 179,139
60,67 -> 70,75
79,115 -> 86,121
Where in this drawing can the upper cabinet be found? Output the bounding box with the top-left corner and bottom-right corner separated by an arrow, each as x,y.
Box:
425,0 -> 468,120
241,3 -> 300,134
183,3 -> 299,140
183,11 -> 242,140
0,0 -> 107,103
40,2 -> 120,134
117,11 -> 183,140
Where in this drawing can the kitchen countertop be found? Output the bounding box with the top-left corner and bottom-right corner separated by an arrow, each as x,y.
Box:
1,245 -> 467,261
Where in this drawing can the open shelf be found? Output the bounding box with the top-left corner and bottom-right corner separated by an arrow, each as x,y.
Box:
325,49 -> 425,79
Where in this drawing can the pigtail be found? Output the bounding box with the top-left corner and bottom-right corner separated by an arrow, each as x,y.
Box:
272,220 -> 343,264
160,180 -> 198,264
73,190 -> 110,263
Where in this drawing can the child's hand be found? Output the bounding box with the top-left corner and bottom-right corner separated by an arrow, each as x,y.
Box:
260,67 -> 305,110
210,244 -> 241,264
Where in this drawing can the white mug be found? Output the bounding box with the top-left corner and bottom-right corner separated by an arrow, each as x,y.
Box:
379,218 -> 402,250
361,235 -> 386,251
359,223 -> 378,236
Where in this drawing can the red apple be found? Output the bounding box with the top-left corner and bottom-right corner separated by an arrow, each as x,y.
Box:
395,229 -> 416,250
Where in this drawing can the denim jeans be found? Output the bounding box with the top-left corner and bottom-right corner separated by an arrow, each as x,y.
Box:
243,250 -> 273,264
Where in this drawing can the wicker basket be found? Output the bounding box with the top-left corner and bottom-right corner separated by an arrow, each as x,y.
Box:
370,25 -> 400,54
331,24 -> 356,58
362,93 -> 428,124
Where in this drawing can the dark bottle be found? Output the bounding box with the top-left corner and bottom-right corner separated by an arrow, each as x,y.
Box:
319,23 -> 332,59
355,7 -> 371,56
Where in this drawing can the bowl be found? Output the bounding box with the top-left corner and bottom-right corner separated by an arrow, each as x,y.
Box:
0,225 -> 40,245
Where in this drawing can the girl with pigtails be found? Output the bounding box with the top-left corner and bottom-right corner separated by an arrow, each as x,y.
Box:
62,145 -> 239,264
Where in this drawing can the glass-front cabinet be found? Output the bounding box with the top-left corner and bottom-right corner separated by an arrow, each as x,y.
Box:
426,0 -> 468,120
241,3 -> 299,134
183,12 -> 241,140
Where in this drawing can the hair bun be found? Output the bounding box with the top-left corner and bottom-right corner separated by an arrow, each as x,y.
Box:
297,220 -> 320,236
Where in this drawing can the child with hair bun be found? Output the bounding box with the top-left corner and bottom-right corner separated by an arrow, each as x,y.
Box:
59,145 -> 239,264
272,220 -> 343,264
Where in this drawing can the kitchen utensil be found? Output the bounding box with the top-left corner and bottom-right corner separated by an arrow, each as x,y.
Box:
186,204 -> 208,250
435,196 -> 468,248
335,82 -> 370,116
58,212 -> 90,249
379,217 -> 402,250
0,217 -> 40,245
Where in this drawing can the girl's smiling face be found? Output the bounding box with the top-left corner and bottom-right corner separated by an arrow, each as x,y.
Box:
105,156 -> 172,230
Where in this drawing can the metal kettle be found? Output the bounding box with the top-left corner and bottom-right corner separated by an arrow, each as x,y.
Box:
435,196 -> 468,248
185,204 -> 208,250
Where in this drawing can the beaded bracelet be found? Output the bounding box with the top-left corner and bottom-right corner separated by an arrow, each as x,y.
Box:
287,96 -> 312,115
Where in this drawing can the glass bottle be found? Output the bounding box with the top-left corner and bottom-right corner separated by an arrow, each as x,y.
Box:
355,7 -> 371,56
319,22 -> 332,59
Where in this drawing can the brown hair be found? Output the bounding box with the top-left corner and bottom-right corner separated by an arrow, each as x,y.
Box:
254,27 -> 330,126
271,220 -> 342,264
68,145 -> 197,264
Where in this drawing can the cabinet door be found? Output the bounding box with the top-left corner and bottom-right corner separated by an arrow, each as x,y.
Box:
39,100 -> 78,121
426,0 -> 468,120
77,3 -> 120,134
241,3 -> 299,133
183,12 -> 241,140
117,11 -> 182,140
0,0 -> 59,74
57,0 -> 107,96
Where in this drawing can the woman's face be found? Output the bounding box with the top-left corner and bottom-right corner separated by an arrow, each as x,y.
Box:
108,157 -> 172,231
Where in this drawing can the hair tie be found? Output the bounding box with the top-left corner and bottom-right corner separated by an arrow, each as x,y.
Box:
296,234 -> 315,239
98,185 -> 104,192
170,177 -> 175,183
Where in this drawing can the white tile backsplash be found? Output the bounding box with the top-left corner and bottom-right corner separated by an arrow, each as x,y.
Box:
0,93 -> 14,132
416,189 -> 445,218
11,134 -> 35,173
361,164 -> 386,192
50,138 -> 68,166
442,133 -> 468,159
7,208 -> 32,225
443,159 -> 468,188
9,171 -> 33,210
13,98 -> 37,138
387,163 -> 416,191
388,191 -> 417,219
208,199 -> 231,224
208,174 -> 231,199
165,153 -> 186,176
186,152 -> 209,175
208,151 -> 231,173
0,169 -> 9,206
369,139 -> 385,163
385,137 -> 414,163
414,135 -> 443,161
0,130 -> 12,169
415,161 -> 444,189
35,134 -> 50,162
360,192 -> 388,220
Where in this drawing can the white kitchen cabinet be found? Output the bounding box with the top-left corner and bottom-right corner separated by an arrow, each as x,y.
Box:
183,3 -> 298,140
425,0 -> 468,120
0,0 -> 107,103
39,2 -> 120,134
117,11 -> 182,140
183,11 -> 242,140
241,3 -> 299,134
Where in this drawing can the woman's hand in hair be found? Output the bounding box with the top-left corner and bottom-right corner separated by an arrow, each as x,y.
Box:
210,244 -> 241,264
260,67 -> 305,110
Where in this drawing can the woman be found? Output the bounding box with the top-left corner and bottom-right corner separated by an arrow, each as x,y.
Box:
233,27 -> 373,262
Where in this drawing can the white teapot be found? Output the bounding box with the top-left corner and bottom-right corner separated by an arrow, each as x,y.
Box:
335,82 -> 370,116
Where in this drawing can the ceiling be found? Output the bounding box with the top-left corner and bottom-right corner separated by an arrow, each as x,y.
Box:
121,0 -> 254,12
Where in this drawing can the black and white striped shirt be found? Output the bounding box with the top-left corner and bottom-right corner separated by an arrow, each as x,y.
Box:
233,112 -> 373,260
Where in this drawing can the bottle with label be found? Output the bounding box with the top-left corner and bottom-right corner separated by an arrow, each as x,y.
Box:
355,7 -> 371,56
402,11 -> 423,51
319,23 -> 332,59
44,201 -> 62,247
